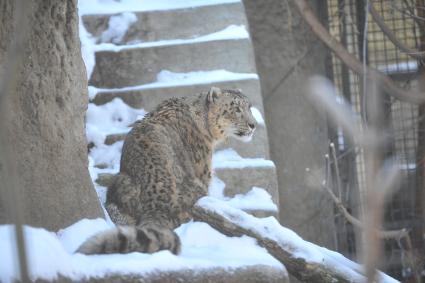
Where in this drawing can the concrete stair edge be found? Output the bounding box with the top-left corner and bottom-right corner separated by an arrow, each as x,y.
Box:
82,2 -> 248,45
89,39 -> 256,88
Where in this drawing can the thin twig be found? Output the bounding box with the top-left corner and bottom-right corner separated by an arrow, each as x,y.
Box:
391,0 -> 425,22
330,143 -> 343,199
362,0 -> 370,124
320,181 -> 408,240
293,0 -> 425,104
369,4 -> 425,60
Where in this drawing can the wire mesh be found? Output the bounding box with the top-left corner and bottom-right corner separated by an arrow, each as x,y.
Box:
324,0 -> 424,281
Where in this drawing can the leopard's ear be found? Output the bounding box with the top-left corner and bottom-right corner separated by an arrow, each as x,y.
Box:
207,87 -> 222,103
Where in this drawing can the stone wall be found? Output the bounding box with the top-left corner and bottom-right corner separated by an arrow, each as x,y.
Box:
0,0 -> 103,231
243,0 -> 337,248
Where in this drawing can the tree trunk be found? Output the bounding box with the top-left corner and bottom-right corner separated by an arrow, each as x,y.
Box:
0,0 -> 103,231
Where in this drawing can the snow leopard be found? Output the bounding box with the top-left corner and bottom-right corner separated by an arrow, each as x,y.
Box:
77,87 -> 256,255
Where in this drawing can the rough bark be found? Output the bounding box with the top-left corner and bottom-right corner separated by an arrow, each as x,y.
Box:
0,0 -> 103,231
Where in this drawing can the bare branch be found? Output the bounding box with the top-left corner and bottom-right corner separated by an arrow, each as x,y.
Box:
293,0 -> 425,104
320,181 -> 408,240
307,76 -> 378,146
369,4 -> 425,60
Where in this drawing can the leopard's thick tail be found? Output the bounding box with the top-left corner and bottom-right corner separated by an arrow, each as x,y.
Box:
75,224 -> 181,255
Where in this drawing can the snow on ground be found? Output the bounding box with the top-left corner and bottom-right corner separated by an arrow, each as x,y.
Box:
92,25 -> 249,52
208,175 -> 277,212
223,187 -> 278,212
0,220 -> 283,283
198,197 -> 400,283
79,16 -> 96,79
86,97 -> 146,140
213,148 -> 275,169
79,0 -> 241,15
100,12 -> 138,44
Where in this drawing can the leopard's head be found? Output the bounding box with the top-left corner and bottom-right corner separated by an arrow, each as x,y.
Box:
206,87 -> 257,143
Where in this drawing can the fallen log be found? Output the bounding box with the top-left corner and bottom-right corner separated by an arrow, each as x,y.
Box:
192,197 -> 399,283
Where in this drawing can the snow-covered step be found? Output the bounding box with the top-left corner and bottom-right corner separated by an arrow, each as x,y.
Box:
215,167 -> 279,207
212,149 -> 279,209
0,218 -> 289,282
82,3 -> 247,45
79,0 -> 242,15
89,74 -> 270,158
89,37 -> 255,88
95,171 -> 279,219
90,72 -> 263,110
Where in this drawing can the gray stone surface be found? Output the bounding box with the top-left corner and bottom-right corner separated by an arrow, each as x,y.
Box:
34,265 -> 289,283
243,0 -> 336,248
83,3 -> 247,45
0,0 -> 103,230
89,39 -> 256,88
215,166 -> 279,208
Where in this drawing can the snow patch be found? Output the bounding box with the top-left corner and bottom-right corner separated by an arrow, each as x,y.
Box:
92,25 -> 249,52
0,225 -> 75,282
79,16 -> 96,79
213,148 -> 275,169
100,12 -> 137,44
0,219 -> 283,282
90,141 -> 124,171
57,219 -> 113,254
224,187 -> 278,212
79,0 -> 241,15
86,98 -> 146,141
208,175 -> 226,198
208,176 -> 277,212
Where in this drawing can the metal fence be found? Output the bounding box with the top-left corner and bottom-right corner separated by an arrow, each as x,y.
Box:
324,0 -> 424,281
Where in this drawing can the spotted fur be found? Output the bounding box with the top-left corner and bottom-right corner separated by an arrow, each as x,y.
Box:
76,87 -> 256,255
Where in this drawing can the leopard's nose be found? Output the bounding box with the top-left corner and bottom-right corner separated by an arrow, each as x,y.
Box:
248,123 -> 255,129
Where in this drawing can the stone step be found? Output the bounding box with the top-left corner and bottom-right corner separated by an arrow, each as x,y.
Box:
246,209 -> 279,219
82,3 -> 247,45
91,78 -> 270,158
91,78 -> 264,112
214,166 -> 280,213
89,39 -> 256,88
